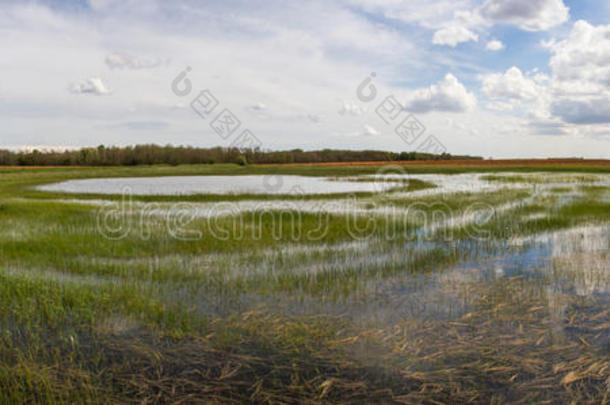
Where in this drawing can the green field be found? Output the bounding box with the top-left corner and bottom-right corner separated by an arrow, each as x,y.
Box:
0,164 -> 608,403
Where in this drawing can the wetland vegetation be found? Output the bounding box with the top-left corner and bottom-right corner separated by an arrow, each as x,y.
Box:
0,163 -> 608,403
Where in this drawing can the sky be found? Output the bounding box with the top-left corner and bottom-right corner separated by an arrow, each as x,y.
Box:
1,0 -> 609,158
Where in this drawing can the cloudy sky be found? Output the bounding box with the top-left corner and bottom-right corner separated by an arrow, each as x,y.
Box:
1,0 -> 609,158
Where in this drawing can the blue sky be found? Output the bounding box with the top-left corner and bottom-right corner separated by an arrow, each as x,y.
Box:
0,0 -> 609,157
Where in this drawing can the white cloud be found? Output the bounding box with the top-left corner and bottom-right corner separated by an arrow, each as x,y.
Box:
338,101 -> 366,116
1,1 -> 608,157
414,0 -> 570,51
549,20 -> 610,92
532,73 -> 550,84
432,26 -> 479,47
345,0 -> 477,30
486,39 -> 505,50
425,1 -> 568,51
486,100 -> 514,111
480,0 -> 569,31
404,73 -> 477,113
69,77 -> 111,95
1,1 -> 416,148
547,20 -> 610,124
481,67 -> 539,100
105,52 -> 167,70
421,0 -> 570,53
363,125 -> 381,136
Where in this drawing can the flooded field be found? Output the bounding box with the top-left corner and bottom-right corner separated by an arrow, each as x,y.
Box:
0,165 -> 608,403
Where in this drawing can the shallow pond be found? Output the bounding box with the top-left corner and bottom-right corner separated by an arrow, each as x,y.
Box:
40,172 -> 609,198
37,175 -> 400,195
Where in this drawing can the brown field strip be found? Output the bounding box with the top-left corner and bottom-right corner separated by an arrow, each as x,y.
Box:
254,159 -> 610,168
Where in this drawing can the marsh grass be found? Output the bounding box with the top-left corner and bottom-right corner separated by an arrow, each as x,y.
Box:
481,173 -> 604,184
0,165 -> 608,403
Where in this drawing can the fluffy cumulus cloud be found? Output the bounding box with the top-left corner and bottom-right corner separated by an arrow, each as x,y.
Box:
432,26 -> 479,47
481,67 -> 539,101
486,39 -> 504,51
547,20 -> 610,124
404,74 -> 477,113
428,0 -> 569,47
69,78 -> 111,95
548,20 -> 610,92
480,0 -> 569,31
477,19 -> 610,132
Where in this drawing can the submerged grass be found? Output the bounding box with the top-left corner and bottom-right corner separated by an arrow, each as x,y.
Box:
449,186 -> 610,240
0,165 -> 608,403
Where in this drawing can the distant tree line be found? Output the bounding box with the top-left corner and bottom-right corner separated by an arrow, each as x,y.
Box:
0,145 -> 483,166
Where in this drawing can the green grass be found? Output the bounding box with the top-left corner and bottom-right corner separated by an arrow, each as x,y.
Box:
450,186 -> 610,239
480,173 -> 603,184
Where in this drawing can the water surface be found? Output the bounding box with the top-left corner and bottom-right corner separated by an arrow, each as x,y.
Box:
38,175 -> 399,195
